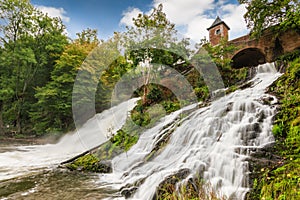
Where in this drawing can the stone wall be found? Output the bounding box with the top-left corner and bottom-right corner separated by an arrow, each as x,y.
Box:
229,29 -> 300,68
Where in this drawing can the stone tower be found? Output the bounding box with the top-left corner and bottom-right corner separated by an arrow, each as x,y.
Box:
207,16 -> 230,46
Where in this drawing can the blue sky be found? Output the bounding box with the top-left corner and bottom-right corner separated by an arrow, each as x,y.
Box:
31,0 -> 249,42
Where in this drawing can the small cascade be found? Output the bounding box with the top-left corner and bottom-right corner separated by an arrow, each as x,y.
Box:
0,98 -> 139,181
97,63 -> 282,200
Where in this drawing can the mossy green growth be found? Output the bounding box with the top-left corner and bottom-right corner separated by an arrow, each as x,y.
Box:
161,101 -> 181,114
259,158 -> 300,200
110,129 -> 139,152
66,153 -> 109,173
226,85 -> 239,94
277,49 -> 300,63
250,57 -> 300,200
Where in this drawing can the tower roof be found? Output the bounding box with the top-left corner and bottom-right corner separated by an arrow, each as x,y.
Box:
207,16 -> 230,30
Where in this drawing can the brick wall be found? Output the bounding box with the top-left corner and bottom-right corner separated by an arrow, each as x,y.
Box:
209,24 -> 229,46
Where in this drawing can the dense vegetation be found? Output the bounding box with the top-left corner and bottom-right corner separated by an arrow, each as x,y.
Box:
0,0 -> 68,135
239,0 -> 300,37
246,54 -> 300,200
236,1 -> 300,199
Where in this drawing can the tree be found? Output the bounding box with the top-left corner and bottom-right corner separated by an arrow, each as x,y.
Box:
0,0 -> 68,134
239,0 -> 300,37
97,48 -> 133,112
121,4 -> 192,105
194,38 -> 249,91
31,29 -> 99,134
72,32 -> 122,128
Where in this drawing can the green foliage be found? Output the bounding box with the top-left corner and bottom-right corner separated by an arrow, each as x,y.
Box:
197,38 -> 248,88
122,3 -> 190,58
161,101 -> 181,114
239,0 -> 300,37
147,86 -> 163,103
131,109 -> 151,127
65,153 -> 107,172
272,124 -> 284,137
30,33 -> 98,134
0,179 -> 35,197
76,28 -> 99,44
110,129 -> 138,152
0,0 -> 68,135
258,158 -> 300,200
194,86 -> 209,101
122,4 -> 193,105
251,57 -> 300,200
200,38 -> 236,69
278,49 -> 300,62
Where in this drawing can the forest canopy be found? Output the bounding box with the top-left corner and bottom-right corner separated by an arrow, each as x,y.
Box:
239,0 -> 300,37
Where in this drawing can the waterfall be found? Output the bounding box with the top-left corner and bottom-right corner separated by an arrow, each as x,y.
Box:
97,63 -> 282,200
0,98 -> 139,181
0,63 -> 282,200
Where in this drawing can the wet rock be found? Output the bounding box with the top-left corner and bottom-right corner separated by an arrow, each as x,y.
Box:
247,131 -> 258,141
226,102 -> 234,112
228,193 -> 238,200
240,80 -> 255,90
97,160 -> 112,173
252,123 -> 261,133
64,157 -> 112,173
256,111 -> 265,122
245,142 -> 283,197
162,169 -> 190,186
154,168 -> 191,199
121,187 -> 138,198
259,95 -> 277,105
120,177 -> 146,198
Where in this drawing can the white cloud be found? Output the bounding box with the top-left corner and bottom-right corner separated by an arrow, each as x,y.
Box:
185,16 -> 214,43
119,0 -> 249,43
36,6 -> 70,23
153,0 -> 214,25
222,4 -> 248,39
120,7 -> 143,27
185,3 -> 248,41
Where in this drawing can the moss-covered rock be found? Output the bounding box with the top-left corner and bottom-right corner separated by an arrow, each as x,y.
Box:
155,169 -> 227,200
65,153 -> 112,173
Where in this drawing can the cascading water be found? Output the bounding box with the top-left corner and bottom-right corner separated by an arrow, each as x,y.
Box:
96,63 -> 282,200
0,98 -> 139,181
0,63 -> 282,200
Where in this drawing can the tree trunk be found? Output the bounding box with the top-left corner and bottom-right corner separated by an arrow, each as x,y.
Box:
16,110 -> 22,134
142,85 -> 148,105
0,111 -> 4,135
15,98 -> 23,134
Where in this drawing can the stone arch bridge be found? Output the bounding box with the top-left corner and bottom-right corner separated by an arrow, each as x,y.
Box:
229,29 -> 300,68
